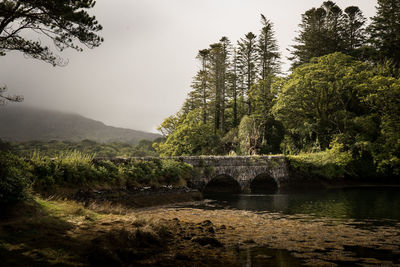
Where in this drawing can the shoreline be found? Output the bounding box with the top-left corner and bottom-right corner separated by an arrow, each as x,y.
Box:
2,187 -> 400,266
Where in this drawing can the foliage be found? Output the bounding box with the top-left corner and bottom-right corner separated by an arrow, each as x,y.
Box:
157,14 -> 282,156
0,86 -> 23,105
154,110 -> 221,156
357,74 -> 400,174
28,151 -> 194,191
0,0 -> 103,104
237,115 -> 261,155
287,141 -> 353,179
274,53 -> 369,152
0,151 -> 31,207
0,0 -> 103,66
10,139 -> 159,158
368,0 -> 400,67
290,1 -> 367,68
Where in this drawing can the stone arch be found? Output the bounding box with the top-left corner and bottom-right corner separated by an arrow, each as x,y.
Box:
250,173 -> 278,194
203,174 -> 241,194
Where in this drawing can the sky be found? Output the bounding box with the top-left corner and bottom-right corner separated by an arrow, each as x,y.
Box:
0,0 -> 377,133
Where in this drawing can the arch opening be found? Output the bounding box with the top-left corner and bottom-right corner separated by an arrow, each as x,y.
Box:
250,174 -> 278,194
203,174 -> 241,194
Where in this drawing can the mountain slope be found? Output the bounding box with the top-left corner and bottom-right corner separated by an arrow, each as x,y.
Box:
0,105 -> 161,143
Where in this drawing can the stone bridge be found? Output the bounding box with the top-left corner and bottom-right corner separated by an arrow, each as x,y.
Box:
102,155 -> 292,193
175,155 -> 290,193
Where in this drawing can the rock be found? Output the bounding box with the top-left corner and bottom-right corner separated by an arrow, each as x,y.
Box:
191,236 -> 223,247
207,227 -> 215,234
200,220 -> 213,226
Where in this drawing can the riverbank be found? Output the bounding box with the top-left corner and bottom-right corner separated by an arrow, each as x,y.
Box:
1,197 -> 399,266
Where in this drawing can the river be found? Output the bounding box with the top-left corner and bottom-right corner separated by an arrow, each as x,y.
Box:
193,186 -> 400,266
137,186 -> 400,266
203,186 -> 400,222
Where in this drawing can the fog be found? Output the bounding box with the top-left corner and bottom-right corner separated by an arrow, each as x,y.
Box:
0,0 -> 376,133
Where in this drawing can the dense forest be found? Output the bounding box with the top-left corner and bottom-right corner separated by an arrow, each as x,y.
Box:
155,0 -> 400,176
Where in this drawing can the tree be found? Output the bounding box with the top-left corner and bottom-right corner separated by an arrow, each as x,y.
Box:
368,0 -> 400,67
219,37 -> 230,133
154,110 -> 220,156
0,85 -> 23,105
342,6 -> 366,57
209,42 -> 223,133
358,74 -> 400,174
196,49 -> 210,123
0,0 -> 103,103
254,15 -> 283,153
237,115 -> 261,155
274,53 -> 369,152
258,14 -> 280,80
237,32 -> 258,114
290,1 -> 366,68
227,48 -> 239,127
250,78 -> 284,154
291,6 -> 330,68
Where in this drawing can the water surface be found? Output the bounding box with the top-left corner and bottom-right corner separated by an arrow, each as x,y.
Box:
204,187 -> 400,222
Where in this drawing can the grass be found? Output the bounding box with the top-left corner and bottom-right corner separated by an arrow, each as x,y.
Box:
35,197 -> 101,222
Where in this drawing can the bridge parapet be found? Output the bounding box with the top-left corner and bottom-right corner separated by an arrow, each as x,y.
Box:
94,155 -> 290,193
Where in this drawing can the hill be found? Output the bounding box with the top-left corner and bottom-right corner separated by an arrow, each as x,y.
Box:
0,105 -> 161,144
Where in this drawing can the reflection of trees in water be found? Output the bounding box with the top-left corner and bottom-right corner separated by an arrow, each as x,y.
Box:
208,188 -> 400,221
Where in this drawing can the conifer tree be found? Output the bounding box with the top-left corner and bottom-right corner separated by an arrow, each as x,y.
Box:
342,6 -> 366,57
258,14 -> 280,80
368,0 -> 400,67
237,32 -> 258,114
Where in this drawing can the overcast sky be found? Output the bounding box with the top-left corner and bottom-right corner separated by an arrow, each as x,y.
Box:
0,0 -> 377,133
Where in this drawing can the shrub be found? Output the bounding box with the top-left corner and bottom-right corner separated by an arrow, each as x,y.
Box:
287,142 -> 353,179
161,159 -> 193,185
0,152 -> 31,208
28,152 -> 195,191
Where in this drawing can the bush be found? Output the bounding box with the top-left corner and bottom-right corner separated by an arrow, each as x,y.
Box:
29,152 -> 195,191
0,152 -> 31,208
287,142 -> 353,179
161,159 -> 193,185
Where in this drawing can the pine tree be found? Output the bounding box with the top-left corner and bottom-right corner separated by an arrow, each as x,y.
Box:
196,49 -> 211,123
290,1 -> 363,68
291,7 -> 330,68
254,15 -> 281,153
237,32 -> 258,114
219,37 -> 231,133
368,0 -> 400,67
258,14 -> 280,80
209,42 -> 223,133
342,6 -> 366,57
228,49 -> 240,128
